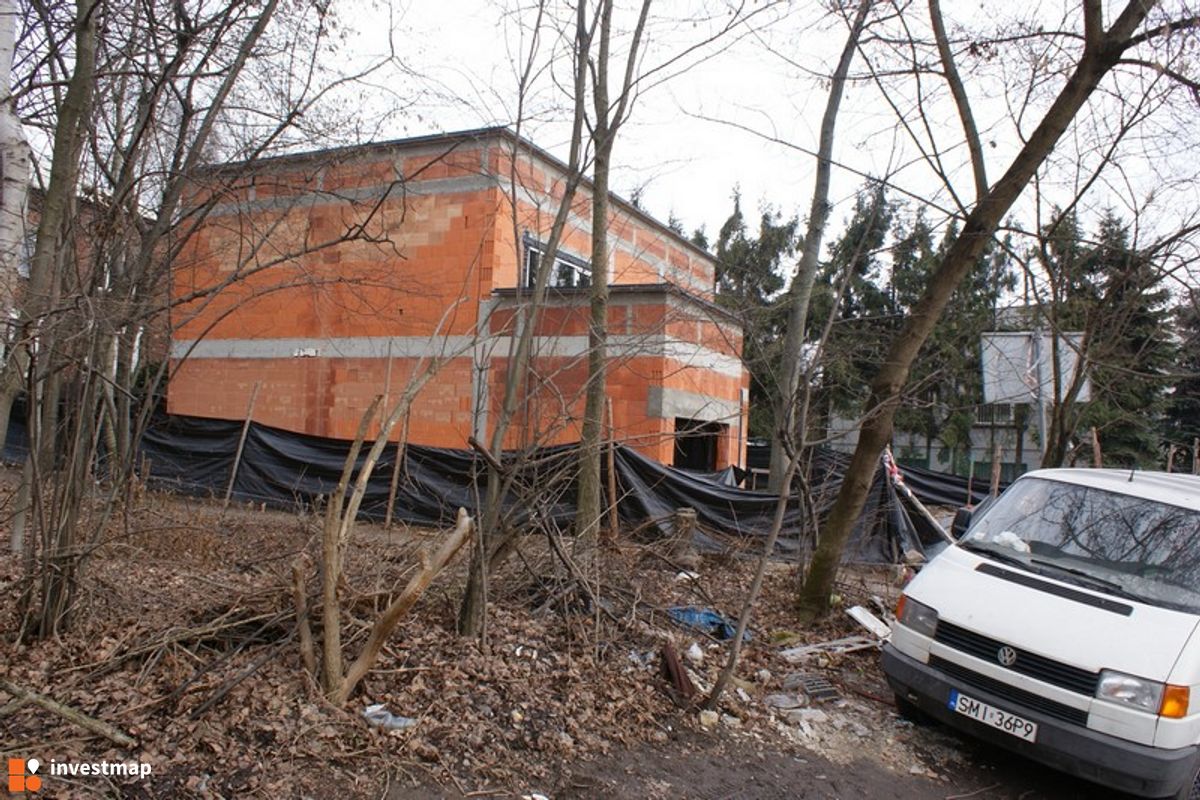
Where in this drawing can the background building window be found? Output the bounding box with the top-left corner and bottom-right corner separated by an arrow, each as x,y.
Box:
975,403 -> 1016,427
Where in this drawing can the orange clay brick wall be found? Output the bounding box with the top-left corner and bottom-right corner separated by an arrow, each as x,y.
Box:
170,138 -> 503,440
169,130 -> 742,460
487,287 -> 747,467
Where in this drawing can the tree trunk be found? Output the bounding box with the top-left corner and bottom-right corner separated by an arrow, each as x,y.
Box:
574,141 -> 610,553
573,0 -> 649,552
12,0 -> 98,640
457,1 -> 592,638
769,0 -> 871,493
320,396 -> 381,696
0,0 -> 97,457
797,1 -> 1152,618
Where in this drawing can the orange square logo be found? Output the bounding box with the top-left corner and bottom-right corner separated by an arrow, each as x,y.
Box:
7,758 -> 41,793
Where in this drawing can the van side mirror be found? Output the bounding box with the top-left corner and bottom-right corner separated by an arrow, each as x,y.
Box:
951,495 -> 996,539
951,506 -> 974,539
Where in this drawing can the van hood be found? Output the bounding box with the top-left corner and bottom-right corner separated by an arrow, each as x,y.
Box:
910,546 -> 1200,681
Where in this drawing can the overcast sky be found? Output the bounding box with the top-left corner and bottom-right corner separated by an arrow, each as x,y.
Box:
336,0 -> 1200,284
344,2 -> 913,233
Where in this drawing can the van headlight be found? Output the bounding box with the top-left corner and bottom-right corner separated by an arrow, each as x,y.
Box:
1096,670 -> 1189,717
895,595 -> 938,638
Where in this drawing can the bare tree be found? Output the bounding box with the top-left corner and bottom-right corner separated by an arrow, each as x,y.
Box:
798,0 -> 1199,618
768,0 -> 871,493
572,0 -> 650,562
458,0 -> 592,639
7,0 -> 400,639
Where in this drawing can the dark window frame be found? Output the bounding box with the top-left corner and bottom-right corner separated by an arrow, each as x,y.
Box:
522,232 -> 591,290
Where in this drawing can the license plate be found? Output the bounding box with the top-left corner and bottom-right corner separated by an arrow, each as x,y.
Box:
948,689 -> 1038,742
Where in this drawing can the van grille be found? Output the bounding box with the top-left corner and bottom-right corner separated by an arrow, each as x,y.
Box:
934,620 -> 1099,696
931,656 -> 1090,726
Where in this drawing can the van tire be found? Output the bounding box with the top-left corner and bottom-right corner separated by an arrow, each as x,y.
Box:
894,694 -> 930,725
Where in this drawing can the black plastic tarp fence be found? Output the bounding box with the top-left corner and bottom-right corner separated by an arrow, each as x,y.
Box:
744,439 -> 1007,508
4,407 -> 987,564
895,460 -> 1009,507
138,414 -> 947,563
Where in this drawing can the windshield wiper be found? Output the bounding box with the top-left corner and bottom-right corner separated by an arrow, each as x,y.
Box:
1026,558 -> 1155,603
957,539 -> 1030,568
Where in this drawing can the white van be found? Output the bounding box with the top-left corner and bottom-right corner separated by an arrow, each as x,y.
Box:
883,468 -> 1200,799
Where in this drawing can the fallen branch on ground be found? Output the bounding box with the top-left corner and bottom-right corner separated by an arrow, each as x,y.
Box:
0,679 -> 137,748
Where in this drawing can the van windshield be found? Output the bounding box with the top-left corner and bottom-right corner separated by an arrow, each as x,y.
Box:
961,477 -> 1200,613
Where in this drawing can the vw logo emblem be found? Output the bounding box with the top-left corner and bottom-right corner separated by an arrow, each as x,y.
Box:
997,646 -> 1018,667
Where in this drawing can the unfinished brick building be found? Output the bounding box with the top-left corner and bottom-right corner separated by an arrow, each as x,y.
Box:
169,128 -> 748,469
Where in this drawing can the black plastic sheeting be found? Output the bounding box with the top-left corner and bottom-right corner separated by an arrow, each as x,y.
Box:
895,460 -> 1009,507
4,407 -> 991,564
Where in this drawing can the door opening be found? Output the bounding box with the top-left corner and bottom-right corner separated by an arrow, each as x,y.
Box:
673,418 -> 724,471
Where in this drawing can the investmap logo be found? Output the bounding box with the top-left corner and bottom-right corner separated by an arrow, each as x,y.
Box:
7,757 -> 152,794
7,759 -> 41,793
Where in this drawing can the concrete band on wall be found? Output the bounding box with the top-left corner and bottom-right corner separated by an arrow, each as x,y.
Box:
169,334 -> 742,379
647,386 -> 740,424
171,334 -> 744,447
169,336 -> 477,361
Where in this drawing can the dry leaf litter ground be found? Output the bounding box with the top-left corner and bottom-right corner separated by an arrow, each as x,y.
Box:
0,473 -> 1134,799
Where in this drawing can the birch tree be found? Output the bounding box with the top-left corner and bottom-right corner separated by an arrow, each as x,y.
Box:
8,0 -> 400,639
0,0 -> 28,337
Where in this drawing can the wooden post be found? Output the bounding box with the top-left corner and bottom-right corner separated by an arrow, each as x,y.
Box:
380,339 -> 394,431
1167,444 -> 1177,473
990,443 -> 1003,497
380,339 -> 398,528
223,381 -> 260,510
1091,426 -> 1102,468
384,413 -> 409,529
605,398 -> 619,543
1194,438 -> 1199,476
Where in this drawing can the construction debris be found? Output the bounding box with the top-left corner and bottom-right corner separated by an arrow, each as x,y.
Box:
846,605 -> 892,639
363,703 -> 418,731
780,635 -> 879,662
764,693 -> 806,710
783,674 -> 840,703
661,642 -> 698,704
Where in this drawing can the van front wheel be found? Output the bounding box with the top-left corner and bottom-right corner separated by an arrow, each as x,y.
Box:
1170,759 -> 1200,800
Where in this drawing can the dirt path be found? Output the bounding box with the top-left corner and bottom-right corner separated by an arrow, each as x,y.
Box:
384,725 -> 1142,800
